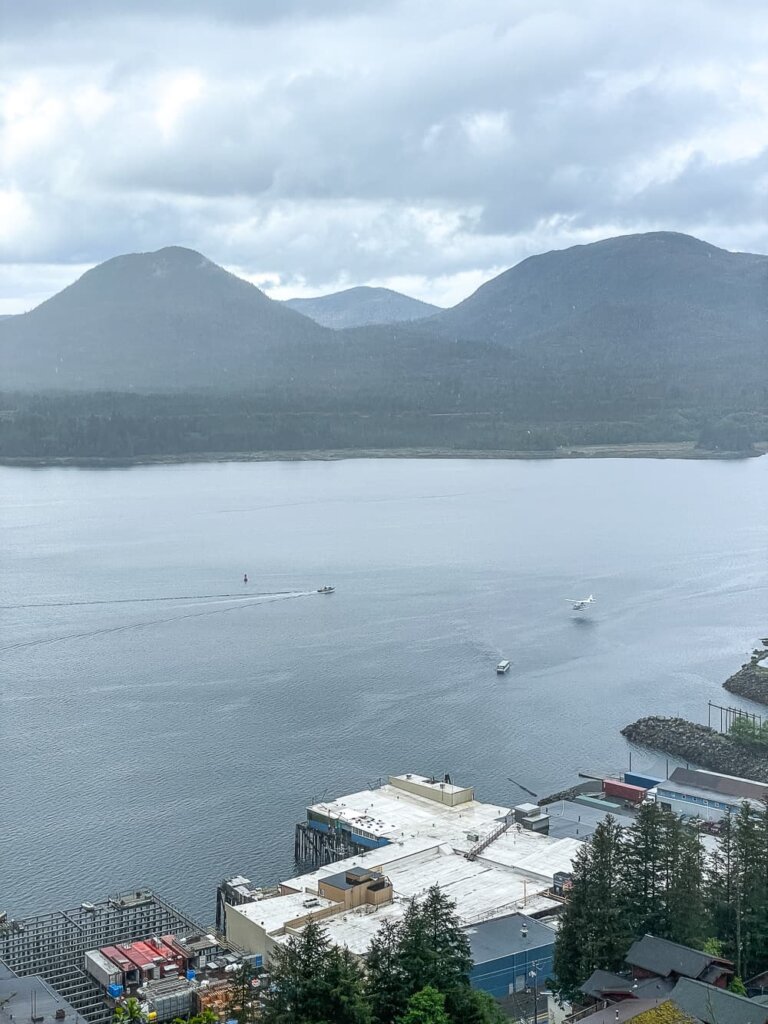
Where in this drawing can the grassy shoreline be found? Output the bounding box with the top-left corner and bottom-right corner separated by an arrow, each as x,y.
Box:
1,441 -> 765,469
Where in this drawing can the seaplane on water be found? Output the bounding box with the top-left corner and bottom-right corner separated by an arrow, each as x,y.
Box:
567,594 -> 595,611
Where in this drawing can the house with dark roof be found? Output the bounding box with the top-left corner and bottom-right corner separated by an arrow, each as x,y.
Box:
580,970 -> 673,1003
580,936 -> 734,1008
626,935 -> 734,988
574,979 -> 768,1024
670,978 -> 768,1024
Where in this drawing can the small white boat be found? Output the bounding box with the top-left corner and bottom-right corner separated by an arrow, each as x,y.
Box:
496,660 -> 511,674
317,585 -> 335,594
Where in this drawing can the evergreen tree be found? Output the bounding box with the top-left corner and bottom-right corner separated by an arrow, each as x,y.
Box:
706,812 -> 738,960
366,919 -> 409,1024
324,946 -> 372,1024
621,803 -> 668,937
262,920 -> 368,1024
733,802 -> 768,978
397,987 -> 450,1024
554,817 -> 628,998
661,816 -> 705,947
621,803 -> 704,946
396,887 -> 472,998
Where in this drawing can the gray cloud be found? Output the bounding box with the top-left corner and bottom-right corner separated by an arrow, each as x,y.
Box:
1,0 -> 767,309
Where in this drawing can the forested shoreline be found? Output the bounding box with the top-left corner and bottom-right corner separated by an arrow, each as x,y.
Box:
1,392 -> 764,460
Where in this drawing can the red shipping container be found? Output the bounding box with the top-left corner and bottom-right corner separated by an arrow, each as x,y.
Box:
603,779 -> 647,802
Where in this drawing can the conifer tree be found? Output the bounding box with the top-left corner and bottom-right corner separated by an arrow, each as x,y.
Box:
706,811 -> 738,957
396,886 -> 472,998
733,802 -> 768,978
620,802 -> 704,946
621,803 -> 668,937
443,987 -> 507,1024
262,919 -> 369,1024
324,946 -> 372,1024
554,816 -> 628,998
366,919 -> 409,1024
663,818 -> 705,947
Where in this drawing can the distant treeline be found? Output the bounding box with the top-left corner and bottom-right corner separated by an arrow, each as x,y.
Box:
0,392 -> 765,459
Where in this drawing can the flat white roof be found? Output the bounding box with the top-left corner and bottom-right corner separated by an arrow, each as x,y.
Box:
228,892 -> 337,935
281,874 -> 561,957
309,783 -> 508,845
390,774 -> 471,797
248,775 -> 580,957
281,837 -> 442,894
477,832 -> 582,879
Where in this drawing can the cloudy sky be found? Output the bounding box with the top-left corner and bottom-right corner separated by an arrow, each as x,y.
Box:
2,0 -> 768,313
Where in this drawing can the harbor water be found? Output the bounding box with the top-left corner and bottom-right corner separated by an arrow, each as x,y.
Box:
1,456 -> 767,922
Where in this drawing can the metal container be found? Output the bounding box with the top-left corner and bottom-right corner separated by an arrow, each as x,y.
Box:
602,779 -> 647,802
624,772 -> 663,790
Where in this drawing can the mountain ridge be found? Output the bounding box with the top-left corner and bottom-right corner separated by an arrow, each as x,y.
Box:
1,234 -> 766,443
284,286 -> 441,328
430,231 -> 768,350
0,245 -> 330,390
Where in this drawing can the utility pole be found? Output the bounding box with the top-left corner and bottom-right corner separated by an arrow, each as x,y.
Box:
529,968 -> 538,1024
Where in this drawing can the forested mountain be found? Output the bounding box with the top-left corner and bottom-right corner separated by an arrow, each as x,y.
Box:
432,232 -> 768,356
0,233 -> 766,457
284,286 -> 440,327
0,246 -> 329,390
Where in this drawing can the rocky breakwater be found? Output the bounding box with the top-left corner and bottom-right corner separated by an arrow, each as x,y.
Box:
724,646 -> 768,705
621,716 -> 768,782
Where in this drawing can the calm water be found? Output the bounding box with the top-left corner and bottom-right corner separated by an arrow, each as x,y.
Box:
2,457 -> 767,923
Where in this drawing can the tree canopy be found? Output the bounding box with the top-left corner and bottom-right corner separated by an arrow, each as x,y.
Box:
261,885 -> 503,1024
554,801 -> 768,997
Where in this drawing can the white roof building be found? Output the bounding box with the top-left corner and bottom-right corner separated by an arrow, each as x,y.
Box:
225,773 -> 583,960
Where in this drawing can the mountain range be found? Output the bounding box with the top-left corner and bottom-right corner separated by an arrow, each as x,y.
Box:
1,231 -> 766,455
284,286 -> 440,327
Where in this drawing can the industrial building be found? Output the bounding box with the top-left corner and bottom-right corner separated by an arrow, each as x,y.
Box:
223,772 -> 582,985
653,767 -> 768,822
0,890 -> 235,1024
466,913 -> 556,999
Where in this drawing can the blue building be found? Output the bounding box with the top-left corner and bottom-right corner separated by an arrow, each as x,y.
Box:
466,913 -> 556,1000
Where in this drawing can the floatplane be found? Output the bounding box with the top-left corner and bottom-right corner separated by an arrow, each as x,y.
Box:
567,594 -> 595,611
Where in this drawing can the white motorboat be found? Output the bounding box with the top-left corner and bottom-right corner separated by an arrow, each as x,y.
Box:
496,660 -> 511,674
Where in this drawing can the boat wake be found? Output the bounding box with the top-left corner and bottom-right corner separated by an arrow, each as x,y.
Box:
0,591 -> 314,654
0,590 -> 302,610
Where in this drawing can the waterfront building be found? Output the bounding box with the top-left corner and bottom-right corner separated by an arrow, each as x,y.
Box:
223,772 -> 583,978
653,767 -> 768,822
